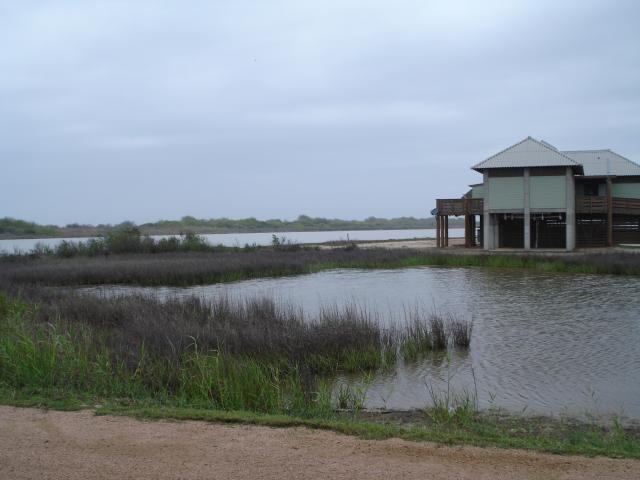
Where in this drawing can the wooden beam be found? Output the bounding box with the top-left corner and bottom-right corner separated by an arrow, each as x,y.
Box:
470,215 -> 476,247
464,215 -> 469,248
445,216 -> 449,247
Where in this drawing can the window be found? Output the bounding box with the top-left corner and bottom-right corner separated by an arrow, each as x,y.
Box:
583,183 -> 600,196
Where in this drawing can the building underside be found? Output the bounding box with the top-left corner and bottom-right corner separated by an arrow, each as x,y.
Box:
434,196 -> 640,249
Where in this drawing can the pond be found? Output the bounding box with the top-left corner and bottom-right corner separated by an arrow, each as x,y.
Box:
79,267 -> 640,422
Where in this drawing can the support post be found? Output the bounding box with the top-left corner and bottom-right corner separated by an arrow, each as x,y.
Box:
470,215 -> 474,246
464,215 -> 471,247
483,171 -> 492,249
606,177 -> 613,246
566,167 -> 576,251
436,215 -> 441,248
470,215 -> 476,246
445,216 -> 449,247
524,168 -> 531,250
463,198 -> 469,248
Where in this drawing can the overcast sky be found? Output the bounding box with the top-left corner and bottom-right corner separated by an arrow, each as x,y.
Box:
1,0 -> 639,225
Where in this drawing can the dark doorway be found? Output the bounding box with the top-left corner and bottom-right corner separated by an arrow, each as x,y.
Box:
498,215 -> 524,248
531,213 -> 566,249
576,214 -> 607,247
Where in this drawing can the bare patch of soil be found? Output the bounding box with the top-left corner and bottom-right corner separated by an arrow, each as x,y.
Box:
1,406 -> 638,480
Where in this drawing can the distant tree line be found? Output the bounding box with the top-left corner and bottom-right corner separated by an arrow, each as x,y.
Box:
0,218 -> 58,236
143,215 -> 464,233
0,215 -> 464,238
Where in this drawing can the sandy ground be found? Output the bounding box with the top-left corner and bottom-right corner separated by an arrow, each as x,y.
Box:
1,407 -> 638,480
350,238 -> 640,255
354,238 -> 464,249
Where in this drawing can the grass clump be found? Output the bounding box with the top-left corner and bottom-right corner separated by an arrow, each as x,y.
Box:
399,309 -> 473,362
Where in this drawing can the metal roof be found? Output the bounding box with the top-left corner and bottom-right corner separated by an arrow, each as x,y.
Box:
562,149 -> 640,177
472,137 -> 582,172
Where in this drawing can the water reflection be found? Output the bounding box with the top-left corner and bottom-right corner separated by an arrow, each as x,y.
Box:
79,267 -> 640,420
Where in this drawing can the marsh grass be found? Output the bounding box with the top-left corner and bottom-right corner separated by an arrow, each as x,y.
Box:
3,248 -> 640,290
0,290 -> 472,418
448,316 -> 473,348
423,351 -> 480,426
24,230 -> 259,258
399,308 -> 472,362
0,299 -> 327,416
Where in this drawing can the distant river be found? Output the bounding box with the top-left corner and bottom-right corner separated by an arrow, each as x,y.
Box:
80,267 -> 640,423
0,228 -> 464,253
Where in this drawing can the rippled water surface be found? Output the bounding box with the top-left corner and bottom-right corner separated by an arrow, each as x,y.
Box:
80,267 -> 640,420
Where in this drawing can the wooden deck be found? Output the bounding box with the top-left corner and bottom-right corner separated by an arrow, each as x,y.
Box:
435,198 -> 483,216
575,196 -> 607,214
612,197 -> 640,215
436,196 -> 640,216
434,196 -> 640,248
575,196 -> 640,214
434,198 -> 482,248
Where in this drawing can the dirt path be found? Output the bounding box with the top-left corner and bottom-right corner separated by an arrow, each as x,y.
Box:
1,407 -> 638,479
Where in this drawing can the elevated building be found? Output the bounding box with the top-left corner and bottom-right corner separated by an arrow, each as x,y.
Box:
434,137 -> 640,250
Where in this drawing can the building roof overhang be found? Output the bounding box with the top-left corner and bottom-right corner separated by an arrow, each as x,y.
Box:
472,137 -> 583,174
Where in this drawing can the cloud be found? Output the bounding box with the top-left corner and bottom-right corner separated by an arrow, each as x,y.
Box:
0,0 -> 639,224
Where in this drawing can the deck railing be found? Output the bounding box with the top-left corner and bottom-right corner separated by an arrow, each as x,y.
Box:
612,197 -> 640,215
575,196 -> 607,214
437,196 -> 640,216
436,198 -> 483,216
576,196 -> 640,215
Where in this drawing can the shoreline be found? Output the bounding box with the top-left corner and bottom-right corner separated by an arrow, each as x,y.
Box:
1,398 -> 638,461
2,406 -> 638,480
0,227 -> 455,241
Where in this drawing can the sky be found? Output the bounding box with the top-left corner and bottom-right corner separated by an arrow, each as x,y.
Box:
1,0 -> 639,226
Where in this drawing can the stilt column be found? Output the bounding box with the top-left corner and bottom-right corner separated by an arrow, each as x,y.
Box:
606,177 -> 613,247
444,216 -> 449,247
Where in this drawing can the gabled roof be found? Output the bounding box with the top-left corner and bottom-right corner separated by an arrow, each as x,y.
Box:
472,137 -> 582,173
562,149 -> 640,177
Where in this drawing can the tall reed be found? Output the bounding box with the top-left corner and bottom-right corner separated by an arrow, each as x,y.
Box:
4,248 -> 640,289
399,309 -> 473,362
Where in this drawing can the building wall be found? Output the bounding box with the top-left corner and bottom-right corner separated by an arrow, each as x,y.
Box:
530,175 -> 566,209
612,182 -> 640,199
483,167 -> 573,251
488,176 -> 524,210
471,184 -> 484,198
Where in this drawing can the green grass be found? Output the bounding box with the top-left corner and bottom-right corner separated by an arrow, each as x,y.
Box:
341,253 -> 640,275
